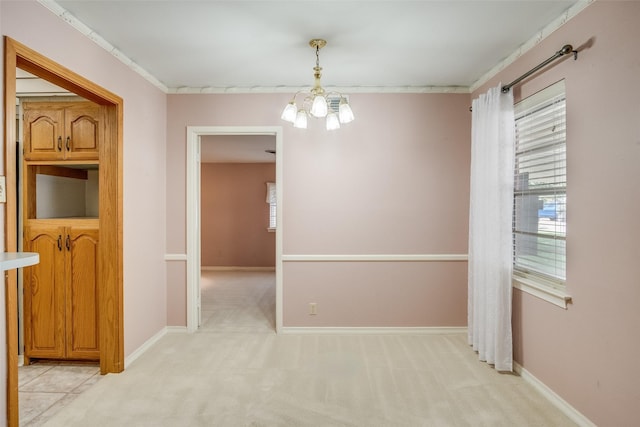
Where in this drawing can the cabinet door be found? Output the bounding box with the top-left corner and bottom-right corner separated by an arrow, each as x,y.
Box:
24,226 -> 66,359
64,104 -> 102,160
23,107 -> 65,160
65,227 -> 100,359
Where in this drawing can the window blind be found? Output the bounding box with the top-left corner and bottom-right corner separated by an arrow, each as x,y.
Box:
269,204 -> 277,229
266,182 -> 276,229
513,81 -> 566,282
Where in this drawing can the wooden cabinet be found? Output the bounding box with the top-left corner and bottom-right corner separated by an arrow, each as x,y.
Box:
23,102 -> 102,161
23,225 -> 65,359
22,99 -> 103,364
23,221 -> 99,361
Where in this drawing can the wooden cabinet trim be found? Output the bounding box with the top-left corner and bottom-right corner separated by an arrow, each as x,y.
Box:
34,165 -> 88,180
5,36 -> 124,426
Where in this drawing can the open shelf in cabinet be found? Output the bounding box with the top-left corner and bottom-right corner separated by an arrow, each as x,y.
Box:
24,163 -> 99,220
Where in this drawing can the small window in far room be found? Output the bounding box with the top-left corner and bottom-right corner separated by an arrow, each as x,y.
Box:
513,81 -> 567,288
266,182 -> 276,231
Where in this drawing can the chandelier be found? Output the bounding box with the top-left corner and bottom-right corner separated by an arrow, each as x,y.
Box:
281,39 -> 354,130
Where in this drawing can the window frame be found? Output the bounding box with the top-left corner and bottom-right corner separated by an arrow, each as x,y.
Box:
266,181 -> 276,232
512,81 -> 571,308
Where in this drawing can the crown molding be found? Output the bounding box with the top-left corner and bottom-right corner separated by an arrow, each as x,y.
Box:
41,0 -> 592,96
167,85 -> 470,94
37,0 -> 169,93
469,0 -> 594,93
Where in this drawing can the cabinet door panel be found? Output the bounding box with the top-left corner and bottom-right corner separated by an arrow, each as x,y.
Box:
24,226 -> 66,359
24,108 -> 64,160
66,227 -> 100,359
65,104 -> 101,160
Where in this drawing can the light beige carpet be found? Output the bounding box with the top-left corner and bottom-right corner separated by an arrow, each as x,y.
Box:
42,271 -> 576,426
200,270 -> 276,334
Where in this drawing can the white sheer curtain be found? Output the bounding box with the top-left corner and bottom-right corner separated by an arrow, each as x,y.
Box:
468,84 -> 515,372
265,182 -> 276,204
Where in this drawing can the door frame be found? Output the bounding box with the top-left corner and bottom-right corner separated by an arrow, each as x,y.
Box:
186,126 -> 283,333
3,37 -> 124,426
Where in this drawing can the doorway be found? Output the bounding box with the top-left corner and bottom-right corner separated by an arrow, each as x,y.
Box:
185,127 -> 283,334
200,135 -> 276,331
4,37 -> 124,426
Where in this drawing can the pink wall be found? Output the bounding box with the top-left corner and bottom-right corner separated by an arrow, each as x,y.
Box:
166,92 -> 471,327
6,1 -> 628,424
285,262 -> 467,326
0,0 -> 168,387
283,94 -> 470,255
201,163 -> 276,267
473,2 -> 640,425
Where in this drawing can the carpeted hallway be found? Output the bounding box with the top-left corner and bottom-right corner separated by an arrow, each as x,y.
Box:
41,271 -> 576,426
200,270 -> 276,334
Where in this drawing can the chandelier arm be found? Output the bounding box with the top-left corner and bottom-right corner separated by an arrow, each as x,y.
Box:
323,90 -> 346,98
288,90 -> 306,103
301,93 -> 314,111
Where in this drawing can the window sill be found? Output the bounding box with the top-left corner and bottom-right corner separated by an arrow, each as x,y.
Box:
267,228 -> 276,233
512,274 -> 571,309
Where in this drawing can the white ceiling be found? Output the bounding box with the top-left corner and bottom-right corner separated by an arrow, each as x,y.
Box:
53,0 -> 581,92
16,68 -> 74,96
25,0 -> 584,162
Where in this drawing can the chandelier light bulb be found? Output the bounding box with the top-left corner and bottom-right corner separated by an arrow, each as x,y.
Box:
326,112 -> 341,130
339,100 -> 354,123
281,101 -> 297,123
293,110 -> 308,129
310,95 -> 328,118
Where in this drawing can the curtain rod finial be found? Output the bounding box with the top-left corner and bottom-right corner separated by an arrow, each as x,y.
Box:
560,44 -> 573,55
560,44 -> 578,60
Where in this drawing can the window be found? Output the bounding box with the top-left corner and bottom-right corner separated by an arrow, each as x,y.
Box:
266,182 -> 276,231
513,81 -> 567,290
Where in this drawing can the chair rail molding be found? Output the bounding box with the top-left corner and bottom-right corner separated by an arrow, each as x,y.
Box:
282,254 -> 468,262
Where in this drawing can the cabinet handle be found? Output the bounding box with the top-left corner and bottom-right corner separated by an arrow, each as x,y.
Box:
66,235 -> 70,251
57,136 -> 62,151
66,136 -> 70,151
57,235 -> 62,251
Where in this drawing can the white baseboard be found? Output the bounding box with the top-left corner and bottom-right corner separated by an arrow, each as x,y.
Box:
124,328 -> 165,368
280,327 -> 467,335
202,266 -> 275,272
125,326 -> 188,368
166,326 -> 188,334
514,362 -> 595,427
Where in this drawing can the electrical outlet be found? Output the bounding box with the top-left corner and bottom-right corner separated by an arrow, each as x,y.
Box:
309,303 -> 317,315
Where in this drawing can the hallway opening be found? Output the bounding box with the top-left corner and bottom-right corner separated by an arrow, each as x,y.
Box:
186,126 -> 283,333
199,271 -> 276,333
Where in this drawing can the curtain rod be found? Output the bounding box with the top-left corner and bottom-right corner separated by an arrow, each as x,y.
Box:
469,43 -> 578,111
501,44 -> 578,93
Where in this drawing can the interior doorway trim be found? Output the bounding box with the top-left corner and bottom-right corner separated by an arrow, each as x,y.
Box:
186,126 -> 283,333
4,37 -> 124,426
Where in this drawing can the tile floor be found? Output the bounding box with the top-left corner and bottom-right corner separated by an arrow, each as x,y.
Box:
19,361 -> 102,426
